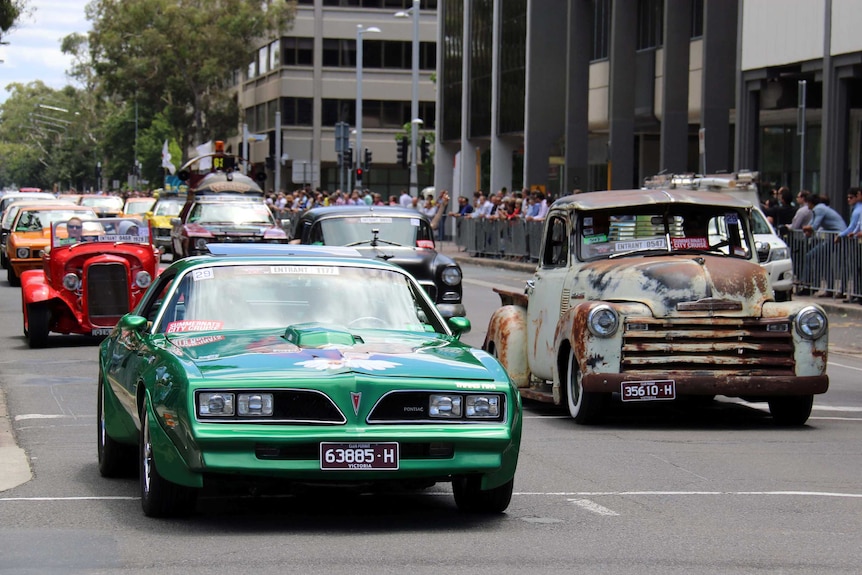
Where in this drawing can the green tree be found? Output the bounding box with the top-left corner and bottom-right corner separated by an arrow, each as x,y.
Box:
86,0 -> 295,160
0,0 -> 28,43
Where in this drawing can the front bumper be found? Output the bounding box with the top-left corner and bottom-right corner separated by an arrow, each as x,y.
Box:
582,373 -> 829,396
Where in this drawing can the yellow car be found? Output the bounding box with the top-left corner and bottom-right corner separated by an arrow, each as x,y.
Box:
6,204 -> 98,286
144,195 -> 184,255
122,197 -> 156,218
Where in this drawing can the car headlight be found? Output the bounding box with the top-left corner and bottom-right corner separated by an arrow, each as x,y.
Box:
465,395 -> 500,419
62,273 -> 80,291
237,393 -> 273,416
587,304 -> 619,337
16,247 -> 29,259
429,394 -> 462,418
135,270 -> 152,289
198,392 -> 235,417
795,306 -> 827,340
768,246 -> 789,262
194,238 -> 209,251
441,266 -> 462,286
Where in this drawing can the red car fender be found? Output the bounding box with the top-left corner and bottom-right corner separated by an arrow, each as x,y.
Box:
20,269 -> 58,306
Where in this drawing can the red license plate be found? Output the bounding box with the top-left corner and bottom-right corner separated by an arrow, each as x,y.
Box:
320,442 -> 399,470
620,380 -> 676,402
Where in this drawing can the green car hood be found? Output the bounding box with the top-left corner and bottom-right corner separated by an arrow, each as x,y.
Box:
165,326 -> 496,382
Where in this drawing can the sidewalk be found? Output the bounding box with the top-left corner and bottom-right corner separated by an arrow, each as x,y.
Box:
437,239 -> 862,323
0,387 -> 32,492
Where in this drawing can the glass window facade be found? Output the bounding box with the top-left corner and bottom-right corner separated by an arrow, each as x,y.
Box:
441,0 -> 463,142
282,37 -> 314,66
469,0 -> 493,139
637,0 -> 664,50
593,0 -> 610,61
498,0 -> 526,135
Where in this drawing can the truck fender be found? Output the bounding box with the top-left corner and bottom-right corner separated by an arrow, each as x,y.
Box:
20,270 -> 55,305
550,306 -> 584,405
484,304 -> 530,387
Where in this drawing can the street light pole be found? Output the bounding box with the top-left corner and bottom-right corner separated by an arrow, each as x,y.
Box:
356,24 -> 381,186
396,0 -> 421,197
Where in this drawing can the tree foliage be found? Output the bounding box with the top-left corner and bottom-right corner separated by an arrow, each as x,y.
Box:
86,0 -> 294,159
0,0 -> 28,42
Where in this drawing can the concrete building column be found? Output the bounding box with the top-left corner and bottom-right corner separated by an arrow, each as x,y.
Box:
523,0 -> 568,190
820,0 -> 850,203
564,0 -> 591,193
660,0 -> 691,174
459,1 -> 477,198
608,0 -> 636,189
701,0 -> 738,174
735,75 -> 762,173
489,0 -> 512,196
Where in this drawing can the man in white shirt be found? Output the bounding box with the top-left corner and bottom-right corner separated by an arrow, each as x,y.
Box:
399,189 -> 412,208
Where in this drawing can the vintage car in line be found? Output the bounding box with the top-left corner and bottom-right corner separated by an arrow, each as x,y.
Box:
79,194 -> 125,218
19,217 -> 159,348
170,144 -> 288,259
294,206 -> 465,319
145,194 -> 184,256
1,196 -> 77,269
121,196 -> 157,218
484,189 -> 828,426
5,204 -> 99,286
97,244 -> 521,517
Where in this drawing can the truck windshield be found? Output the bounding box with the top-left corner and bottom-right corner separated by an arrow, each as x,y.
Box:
578,207 -> 753,261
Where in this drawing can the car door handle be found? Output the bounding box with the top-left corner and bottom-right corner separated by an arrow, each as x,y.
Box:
525,279 -> 535,295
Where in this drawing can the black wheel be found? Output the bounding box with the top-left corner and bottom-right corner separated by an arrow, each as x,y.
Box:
565,348 -> 605,424
140,403 -> 198,517
768,395 -> 813,426
26,304 -> 50,348
452,476 -> 514,513
97,377 -> 136,478
7,265 -> 20,287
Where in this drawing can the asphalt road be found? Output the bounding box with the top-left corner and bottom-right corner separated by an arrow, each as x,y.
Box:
1,257 -> 861,575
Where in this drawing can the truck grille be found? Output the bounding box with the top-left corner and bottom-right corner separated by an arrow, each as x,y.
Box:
621,317 -> 795,375
87,263 -> 129,323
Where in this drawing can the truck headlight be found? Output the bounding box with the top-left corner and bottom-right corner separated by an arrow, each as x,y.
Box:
441,266 -> 462,286
194,238 -> 209,251
768,246 -> 789,262
16,248 -> 29,259
237,393 -> 273,416
587,305 -> 619,337
429,394 -> 462,418
795,306 -> 827,340
135,271 -> 152,289
62,273 -> 80,291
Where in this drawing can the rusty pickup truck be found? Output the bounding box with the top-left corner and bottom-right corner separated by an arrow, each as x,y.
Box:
484,189 -> 828,426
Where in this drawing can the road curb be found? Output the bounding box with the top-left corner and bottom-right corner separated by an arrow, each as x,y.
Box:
0,387 -> 32,492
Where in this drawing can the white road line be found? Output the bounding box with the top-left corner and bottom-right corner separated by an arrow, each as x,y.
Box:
828,361 -> 862,372
0,496 -> 138,502
568,498 -> 620,516
519,491 -> 862,498
14,414 -> 69,421
462,278 -> 523,291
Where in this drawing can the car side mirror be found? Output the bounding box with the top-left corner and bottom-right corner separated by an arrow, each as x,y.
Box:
118,314 -> 148,332
170,218 -> 181,226
446,316 -> 471,339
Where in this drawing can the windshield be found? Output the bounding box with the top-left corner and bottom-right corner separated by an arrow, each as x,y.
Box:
80,196 -> 124,211
154,199 -> 184,216
51,217 -> 150,247
155,264 -> 443,333
14,208 -> 99,232
318,216 -> 434,247
578,206 -> 753,261
124,198 -> 156,215
188,202 -> 275,226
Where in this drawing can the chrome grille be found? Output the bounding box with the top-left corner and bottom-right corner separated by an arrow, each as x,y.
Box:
622,317 -> 795,375
86,263 -> 129,322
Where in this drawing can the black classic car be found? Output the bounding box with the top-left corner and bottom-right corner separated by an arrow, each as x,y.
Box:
294,206 -> 465,318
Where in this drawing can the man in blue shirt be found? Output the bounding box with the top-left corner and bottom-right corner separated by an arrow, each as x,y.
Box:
801,195 -> 848,297
836,188 -> 862,302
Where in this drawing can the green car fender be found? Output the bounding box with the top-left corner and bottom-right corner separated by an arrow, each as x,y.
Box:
143,398 -> 203,489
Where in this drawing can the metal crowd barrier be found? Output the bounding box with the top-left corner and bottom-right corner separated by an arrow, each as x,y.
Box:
454,218 -> 545,262
783,229 -> 862,298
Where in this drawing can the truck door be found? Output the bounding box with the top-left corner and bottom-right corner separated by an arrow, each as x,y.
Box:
526,212 -> 571,381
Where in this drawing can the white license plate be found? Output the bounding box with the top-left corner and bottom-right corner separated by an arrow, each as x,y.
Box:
620,380 -> 676,402
320,442 -> 399,470
91,328 -> 113,336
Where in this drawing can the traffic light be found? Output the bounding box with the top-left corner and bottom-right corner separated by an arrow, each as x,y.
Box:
397,138 -> 408,168
355,167 -> 364,182
364,148 -> 372,171
420,137 -> 430,163
344,147 -> 354,170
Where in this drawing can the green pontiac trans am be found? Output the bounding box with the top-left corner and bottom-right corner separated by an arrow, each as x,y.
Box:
97,245 -> 521,517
